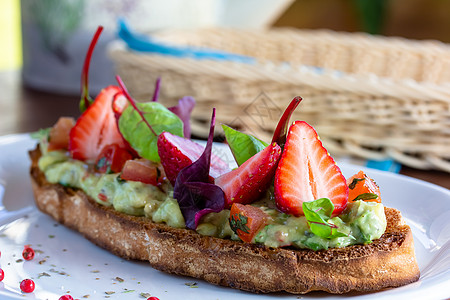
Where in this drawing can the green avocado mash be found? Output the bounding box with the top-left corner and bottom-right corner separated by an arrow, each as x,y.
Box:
38,150 -> 386,251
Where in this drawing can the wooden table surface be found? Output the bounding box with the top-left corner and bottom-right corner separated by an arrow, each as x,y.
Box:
1,70 -> 449,190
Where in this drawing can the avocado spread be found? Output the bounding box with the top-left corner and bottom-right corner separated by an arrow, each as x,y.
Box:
38,150 -> 387,251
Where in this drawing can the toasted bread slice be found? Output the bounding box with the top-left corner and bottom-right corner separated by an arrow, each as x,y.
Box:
29,148 -> 420,294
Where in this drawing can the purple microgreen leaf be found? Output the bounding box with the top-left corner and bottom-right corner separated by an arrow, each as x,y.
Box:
151,77 -> 161,102
271,96 -> 302,147
116,75 -> 157,136
168,96 -> 196,138
80,26 -> 103,113
173,108 -> 226,229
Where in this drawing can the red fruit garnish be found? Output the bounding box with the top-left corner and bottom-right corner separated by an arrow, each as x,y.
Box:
157,132 -> 230,185
215,143 -> 281,208
347,170 -> 381,203
271,96 -> 302,147
274,121 -> 348,216
69,86 -> 127,162
20,279 -> 35,293
59,295 -> 74,300
121,159 -> 165,186
48,117 -> 76,151
80,26 -> 103,112
22,246 -> 35,261
94,144 -> 133,173
0,268 -> 4,281
229,203 -> 269,243
148,297 -> 160,300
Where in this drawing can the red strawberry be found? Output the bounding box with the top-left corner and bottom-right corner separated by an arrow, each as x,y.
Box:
274,121 -> 348,216
215,143 -> 281,208
69,86 -> 127,162
157,131 -> 230,185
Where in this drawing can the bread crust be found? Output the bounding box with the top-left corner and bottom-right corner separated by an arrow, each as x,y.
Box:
29,148 -> 420,294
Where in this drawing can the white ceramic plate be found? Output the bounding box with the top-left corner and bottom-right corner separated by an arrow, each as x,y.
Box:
0,134 -> 449,300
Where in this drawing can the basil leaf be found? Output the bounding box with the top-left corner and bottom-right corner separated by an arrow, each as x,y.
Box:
303,198 -> 347,239
352,193 -> 378,201
118,102 -> 183,162
348,177 -> 365,190
222,125 -> 268,166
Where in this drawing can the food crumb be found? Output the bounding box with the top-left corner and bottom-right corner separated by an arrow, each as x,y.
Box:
91,270 -> 100,273
16,259 -> 23,263
82,295 -> 90,298
115,276 -> 124,282
105,291 -> 115,295
140,292 -> 151,298
48,235 -> 55,238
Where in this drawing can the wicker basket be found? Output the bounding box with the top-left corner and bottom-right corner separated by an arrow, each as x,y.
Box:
109,28 -> 450,172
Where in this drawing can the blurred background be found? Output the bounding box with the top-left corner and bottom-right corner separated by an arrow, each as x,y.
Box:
3,0 -> 450,75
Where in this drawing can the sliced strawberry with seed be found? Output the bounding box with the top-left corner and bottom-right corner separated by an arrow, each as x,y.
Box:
274,121 -> 348,216
69,86 -> 127,162
215,143 -> 281,208
157,131 -> 230,185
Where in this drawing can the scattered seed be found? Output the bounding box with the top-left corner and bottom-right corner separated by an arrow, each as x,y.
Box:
91,270 -> 100,273
16,259 -> 23,263
115,277 -> 124,282
185,282 -> 198,288
140,292 -> 151,298
49,235 -> 55,238
105,291 -> 115,295
37,272 -> 51,279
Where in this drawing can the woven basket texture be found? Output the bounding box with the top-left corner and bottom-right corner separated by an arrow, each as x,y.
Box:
109,28 -> 450,172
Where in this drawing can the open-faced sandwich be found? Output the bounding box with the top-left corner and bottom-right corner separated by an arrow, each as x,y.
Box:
29,27 -> 420,294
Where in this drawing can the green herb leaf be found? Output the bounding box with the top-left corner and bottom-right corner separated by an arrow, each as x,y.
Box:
229,213 -> 250,234
352,193 -> 378,201
348,177 -> 365,190
303,198 -> 347,239
222,125 -> 268,166
30,128 -> 51,141
118,102 -> 184,163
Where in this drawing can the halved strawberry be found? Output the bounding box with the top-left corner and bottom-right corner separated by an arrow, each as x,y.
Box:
69,86 -> 127,162
274,121 -> 348,216
157,131 -> 230,185
215,143 -> 281,208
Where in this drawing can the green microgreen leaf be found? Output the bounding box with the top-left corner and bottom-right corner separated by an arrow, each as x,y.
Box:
303,198 -> 347,239
352,193 -> 378,202
118,102 -> 183,163
222,125 -> 268,166
30,128 -> 51,141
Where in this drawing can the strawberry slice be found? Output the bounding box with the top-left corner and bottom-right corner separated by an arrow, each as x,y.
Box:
157,131 -> 230,185
215,143 -> 281,208
69,86 -> 127,162
274,121 -> 348,216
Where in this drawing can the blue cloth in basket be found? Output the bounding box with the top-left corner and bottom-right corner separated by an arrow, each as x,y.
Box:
117,20 -> 255,64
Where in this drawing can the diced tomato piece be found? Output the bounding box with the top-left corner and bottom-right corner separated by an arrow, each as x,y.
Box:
346,171 -> 381,203
229,203 -> 269,243
94,144 -> 133,173
48,117 -> 76,151
120,159 -> 165,186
